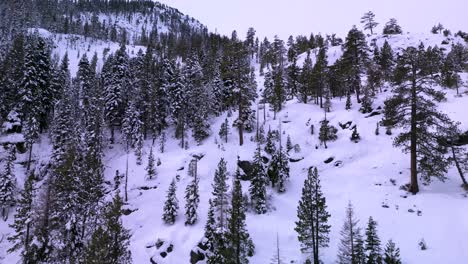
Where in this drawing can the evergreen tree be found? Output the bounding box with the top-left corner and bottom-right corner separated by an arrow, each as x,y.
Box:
269,146 -> 290,193
225,179 -> 255,264
8,172 -> 35,262
146,147 -> 156,180
294,167 -> 331,264
383,46 -> 453,194
286,135 -> 293,152
311,45 -> 328,108
212,158 -> 230,229
345,92 -> 352,110
83,193 -> 132,264
337,202 -> 361,264
122,101 -> 144,164
219,118 -> 230,143
383,19 -> 402,35
162,178 -> 179,225
361,11 -> 379,35
265,127 -> 277,155
355,232 -> 367,264
319,118 -> 338,148
342,26 -> 369,103
299,51 -> 313,103
185,167 -> 200,225
0,144 -> 16,220
383,240 -> 402,264
204,199 -> 217,248
249,144 -> 268,214
350,127 -> 361,143
365,217 -> 382,264
378,41 -> 394,82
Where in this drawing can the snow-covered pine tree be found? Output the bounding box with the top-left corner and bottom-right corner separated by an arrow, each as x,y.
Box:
212,158 -> 230,229
361,11 -> 379,35
365,217 -> 382,264
351,127 -> 361,143
319,118 -> 338,148
299,51 -> 313,103
83,192 -> 132,264
0,144 -> 16,220
225,179 -> 255,263
146,147 -> 156,180
378,41 -> 394,82
204,199 -> 217,249
295,167 -> 331,264
265,127 -> 277,155
345,92 -> 352,110
269,146 -> 290,193
286,135 -> 293,152
122,101 -> 144,164
354,231 -> 366,264
383,240 -> 402,264
249,144 -> 268,214
7,172 -> 35,261
383,18 -> 402,35
342,26 -> 369,103
360,82 -> 374,114
219,118 -> 230,143
337,201 -> 362,264
163,178 -> 179,225
185,167 -> 200,225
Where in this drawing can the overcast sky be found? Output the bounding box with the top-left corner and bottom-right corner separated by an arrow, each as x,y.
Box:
158,0 -> 467,40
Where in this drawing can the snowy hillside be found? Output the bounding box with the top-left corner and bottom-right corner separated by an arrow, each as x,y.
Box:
1,1 -> 468,264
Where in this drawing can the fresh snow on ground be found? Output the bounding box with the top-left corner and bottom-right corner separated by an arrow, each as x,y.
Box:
1,32 -> 467,264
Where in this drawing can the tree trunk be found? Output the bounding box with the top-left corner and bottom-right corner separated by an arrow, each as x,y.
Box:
27,144 -> 33,171
451,146 -> 468,186
238,100 -> 244,146
409,76 -> 419,194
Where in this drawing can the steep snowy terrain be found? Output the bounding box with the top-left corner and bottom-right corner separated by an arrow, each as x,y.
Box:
0,11 -> 467,264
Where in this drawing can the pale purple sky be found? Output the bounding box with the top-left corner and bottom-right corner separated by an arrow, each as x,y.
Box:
158,0 -> 467,40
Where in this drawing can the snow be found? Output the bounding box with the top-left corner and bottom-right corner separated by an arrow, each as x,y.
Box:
1,31 -> 467,264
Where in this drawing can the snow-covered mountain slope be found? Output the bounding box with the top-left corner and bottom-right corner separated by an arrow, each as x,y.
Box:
1,6 -> 468,260
297,32 -> 467,66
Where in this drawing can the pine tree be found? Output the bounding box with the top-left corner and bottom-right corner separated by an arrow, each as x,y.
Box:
383,19 -> 402,35
337,202 -> 361,264
355,232 -> 367,264
122,101 -> 144,164
249,144 -> 268,214
286,135 -> 293,152
383,240 -> 402,264
383,46 -> 453,194
162,178 -> 179,225
378,41 -> 394,82
212,158 -> 230,229
185,167 -> 200,225
225,179 -> 255,264
361,11 -> 379,35
8,172 -> 34,261
365,217 -> 382,264
299,51 -> 313,103
311,45 -> 328,107
342,26 -> 369,103
83,193 -> 132,264
345,92 -> 352,110
351,127 -> 361,143
204,199 -> 217,249
146,147 -> 156,180
319,118 -> 338,148
265,127 -> 277,155
269,146 -> 290,193
295,167 -> 331,264
0,144 -> 16,220
219,118 -> 230,143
